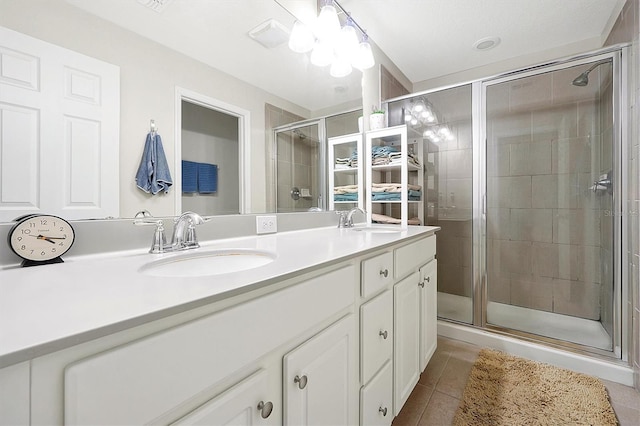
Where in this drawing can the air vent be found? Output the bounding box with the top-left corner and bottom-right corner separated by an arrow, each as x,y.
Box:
248,19 -> 290,49
137,0 -> 174,13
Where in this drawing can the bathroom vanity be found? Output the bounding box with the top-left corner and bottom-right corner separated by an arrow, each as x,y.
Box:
0,223 -> 438,425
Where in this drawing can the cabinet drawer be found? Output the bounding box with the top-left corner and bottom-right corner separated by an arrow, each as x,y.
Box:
64,265 -> 356,426
360,290 -> 392,384
360,361 -> 393,426
394,235 -> 436,280
361,251 -> 393,298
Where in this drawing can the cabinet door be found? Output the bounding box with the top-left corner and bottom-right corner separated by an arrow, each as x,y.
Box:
419,260 -> 438,371
393,272 -> 420,415
173,369 -> 276,425
0,362 -> 30,426
283,315 -> 357,426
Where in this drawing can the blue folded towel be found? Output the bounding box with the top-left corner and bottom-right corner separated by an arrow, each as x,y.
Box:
198,163 -> 218,194
135,133 -> 173,195
182,160 -> 198,193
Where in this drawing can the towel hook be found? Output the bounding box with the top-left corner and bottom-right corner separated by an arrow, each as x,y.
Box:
150,119 -> 157,134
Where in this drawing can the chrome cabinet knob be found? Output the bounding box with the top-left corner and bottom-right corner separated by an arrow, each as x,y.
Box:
379,269 -> 389,278
425,276 -> 430,282
294,375 -> 308,389
379,330 -> 388,339
418,280 -> 425,288
379,406 -> 388,416
257,401 -> 273,418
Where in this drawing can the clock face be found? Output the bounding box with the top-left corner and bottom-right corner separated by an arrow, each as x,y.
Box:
8,215 -> 75,262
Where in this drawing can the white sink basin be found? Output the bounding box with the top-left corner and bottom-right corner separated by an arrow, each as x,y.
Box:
139,249 -> 276,277
350,226 -> 401,234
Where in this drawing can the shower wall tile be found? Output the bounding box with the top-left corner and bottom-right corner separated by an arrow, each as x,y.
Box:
577,100 -> 600,138
552,137 -> 593,174
443,149 -> 473,179
455,119 -> 473,150
509,176 -> 532,208
553,279 -> 601,320
487,208 -> 510,240
553,208 -> 601,246
509,73 -> 553,111
510,274 -> 553,312
499,240 -> 533,274
533,242 -> 560,278
488,271 -> 511,304
489,112 -> 532,145
532,104 -> 578,141
509,141 -> 552,176
509,208 -> 553,243
487,144 -> 510,177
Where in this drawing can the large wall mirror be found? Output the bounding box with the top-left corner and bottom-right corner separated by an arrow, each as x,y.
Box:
0,0 -> 364,222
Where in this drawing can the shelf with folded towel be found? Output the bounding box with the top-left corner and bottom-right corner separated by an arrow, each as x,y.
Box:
365,125 -> 424,228
329,133 -> 364,211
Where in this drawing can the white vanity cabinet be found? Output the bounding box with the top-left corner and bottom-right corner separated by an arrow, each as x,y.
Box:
283,314 -> 358,426
0,362 -> 30,426
62,265 -> 356,425
419,259 -> 438,371
393,271 -> 421,414
172,369 -> 276,425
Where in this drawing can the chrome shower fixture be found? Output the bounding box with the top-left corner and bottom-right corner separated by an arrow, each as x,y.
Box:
572,60 -> 611,87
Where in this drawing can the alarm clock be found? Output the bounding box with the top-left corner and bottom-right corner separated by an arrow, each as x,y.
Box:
7,214 -> 76,267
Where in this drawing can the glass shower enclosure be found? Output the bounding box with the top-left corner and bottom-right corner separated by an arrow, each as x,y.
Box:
387,48 -> 623,358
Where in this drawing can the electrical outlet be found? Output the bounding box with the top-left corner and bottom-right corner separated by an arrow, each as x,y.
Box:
256,215 -> 277,234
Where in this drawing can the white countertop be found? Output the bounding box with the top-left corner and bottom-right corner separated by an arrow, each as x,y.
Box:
0,225 -> 438,368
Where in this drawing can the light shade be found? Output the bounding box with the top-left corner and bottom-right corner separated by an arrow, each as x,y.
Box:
315,4 -> 340,41
330,57 -> 352,78
335,19 -> 359,59
310,39 -> 334,67
288,21 -> 315,53
353,37 -> 375,70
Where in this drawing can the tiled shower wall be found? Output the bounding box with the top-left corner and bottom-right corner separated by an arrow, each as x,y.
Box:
486,66 -> 611,321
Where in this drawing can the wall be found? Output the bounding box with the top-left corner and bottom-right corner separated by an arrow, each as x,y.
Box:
0,0 -> 309,218
181,102 -> 239,215
605,0 -> 640,393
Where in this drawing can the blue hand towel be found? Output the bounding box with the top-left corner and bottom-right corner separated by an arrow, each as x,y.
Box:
135,133 -> 173,195
182,160 -> 198,193
198,163 -> 218,193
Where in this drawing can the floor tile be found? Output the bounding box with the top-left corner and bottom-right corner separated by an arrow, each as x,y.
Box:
417,391 -> 461,426
602,379 -> 640,411
418,350 -> 449,387
434,355 -> 474,400
392,383 -> 434,426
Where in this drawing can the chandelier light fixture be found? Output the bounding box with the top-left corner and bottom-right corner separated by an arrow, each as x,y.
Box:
288,0 -> 375,77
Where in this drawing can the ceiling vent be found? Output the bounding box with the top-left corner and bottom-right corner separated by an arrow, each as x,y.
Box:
137,0 -> 174,13
249,19 -> 290,49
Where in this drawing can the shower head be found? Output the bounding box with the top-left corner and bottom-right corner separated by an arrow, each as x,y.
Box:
571,60 -> 611,87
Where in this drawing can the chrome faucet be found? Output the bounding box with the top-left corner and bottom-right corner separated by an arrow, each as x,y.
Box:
136,211 -> 207,253
166,211 -> 206,251
336,207 -> 365,228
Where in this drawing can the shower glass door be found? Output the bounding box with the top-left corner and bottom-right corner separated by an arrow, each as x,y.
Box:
274,121 -> 326,212
483,54 -> 618,353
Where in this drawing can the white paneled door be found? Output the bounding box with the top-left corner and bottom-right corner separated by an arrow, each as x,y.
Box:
0,26 -> 119,221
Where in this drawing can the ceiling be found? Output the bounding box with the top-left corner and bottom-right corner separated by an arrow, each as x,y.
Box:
64,0 -> 625,111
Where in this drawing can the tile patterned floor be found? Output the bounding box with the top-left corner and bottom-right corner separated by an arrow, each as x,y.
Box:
392,336 -> 640,426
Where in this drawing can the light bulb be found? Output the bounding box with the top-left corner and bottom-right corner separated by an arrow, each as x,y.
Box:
413,99 -> 426,112
310,39 -> 334,67
288,21 -> 315,53
330,57 -> 352,78
404,113 -> 412,122
410,118 -> 418,125
315,4 -> 340,41
335,19 -> 359,59
353,35 -> 375,70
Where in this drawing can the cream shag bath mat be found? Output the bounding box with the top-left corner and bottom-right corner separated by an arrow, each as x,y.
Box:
453,349 -> 618,425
